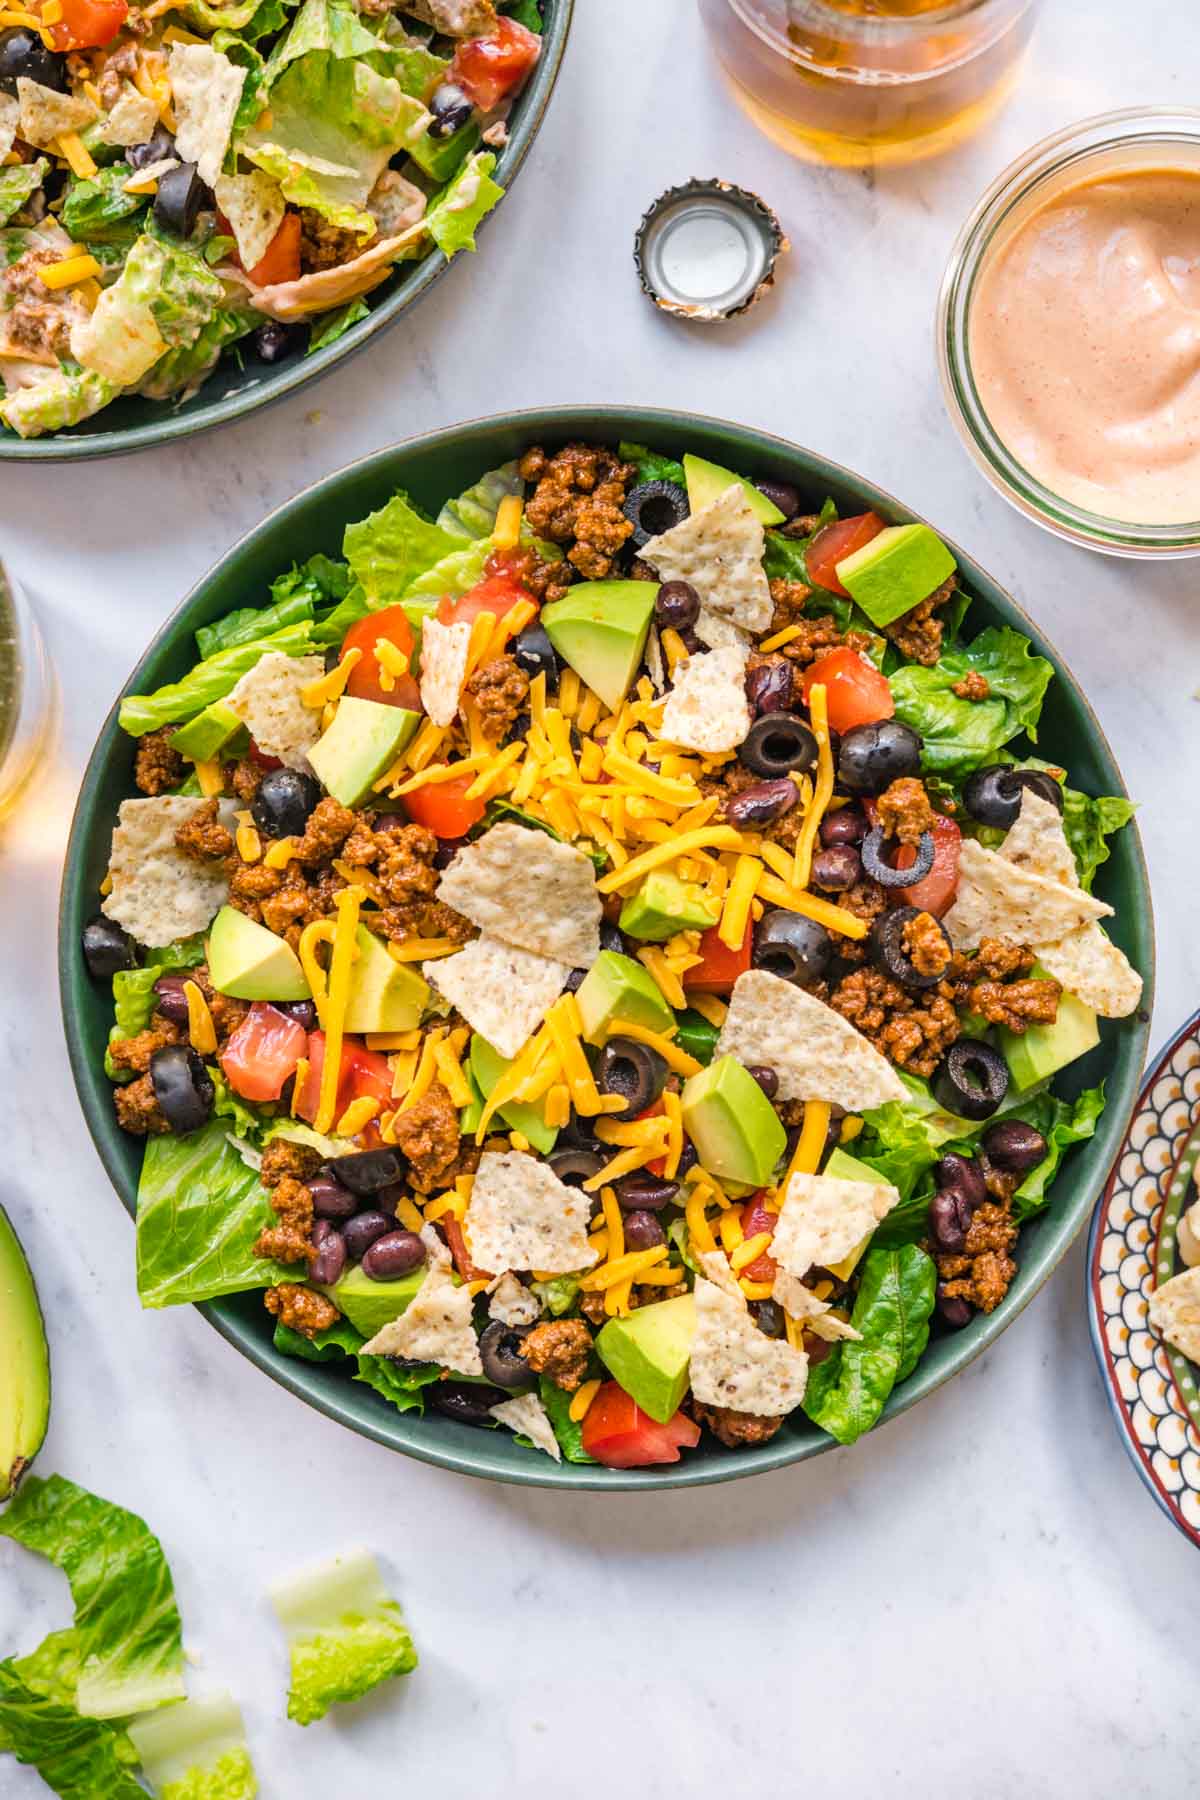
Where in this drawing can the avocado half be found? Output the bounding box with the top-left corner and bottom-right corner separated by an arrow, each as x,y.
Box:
0,1203 -> 50,1500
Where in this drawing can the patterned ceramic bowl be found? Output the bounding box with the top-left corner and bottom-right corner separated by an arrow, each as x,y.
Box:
1087,1012 -> 1200,1546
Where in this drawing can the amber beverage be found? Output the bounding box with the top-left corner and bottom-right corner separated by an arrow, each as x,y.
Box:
698,0 -> 1039,167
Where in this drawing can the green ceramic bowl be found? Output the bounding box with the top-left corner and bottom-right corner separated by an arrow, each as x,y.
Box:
59,407 -> 1155,1488
0,3 -> 571,464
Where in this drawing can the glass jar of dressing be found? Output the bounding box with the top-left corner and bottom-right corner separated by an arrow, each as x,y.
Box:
940,108 -> 1200,556
0,562 -> 54,820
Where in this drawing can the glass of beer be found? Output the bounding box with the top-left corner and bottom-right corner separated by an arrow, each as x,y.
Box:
698,0 -> 1040,168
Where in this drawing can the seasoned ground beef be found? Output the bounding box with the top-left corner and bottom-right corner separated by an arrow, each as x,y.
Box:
292,797 -> 358,866
107,1017 -> 180,1076
260,1138 -> 323,1189
466,655 -> 529,743
264,1283 -> 341,1338
935,1200 -> 1017,1313
298,209 -> 361,273
692,1401 -> 785,1448
902,910 -> 953,979
134,727 -> 185,796
226,758 -> 263,805
113,1073 -> 170,1135
519,1318 -> 592,1391
815,875 -> 887,964
390,1081 -> 461,1194
494,541 -> 575,605
952,671 -> 990,702
765,586 -> 873,666
174,798 -> 233,862
248,863 -> 346,949
830,966 -> 960,1078
969,975 -> 1061,1034
875,777 -> 935,847
882,574 -> 957,667
519,443 -> 635,581
253,1175 -> 313,1265
367,822 -> 472,944
579,1292 -> 607,1326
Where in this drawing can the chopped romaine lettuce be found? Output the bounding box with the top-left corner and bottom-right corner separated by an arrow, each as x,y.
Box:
802,1244 -> 936,1445
502,0 -> 543,25
529,1274 -> 581,1316
185,0 -> 288,39
197,594 -> 313,660
617,441 -> 686,488
127,1690 -> 257,1800
118,621 -> 318,736
0,365 -> 118,440
0,1663 -> 146,1798
355,1354 -> 440,1412
274,1317 -> 364,1362
306,296 -> 370,353
343,490 -> 461,609
60,166 -> 148,245
0,158 -> 48,226
264,0 -> 379,82
889,626 -> 1054,778
1010,1083 -> 1105,1220
425,150 -> 502,257
269,1548 -> 417,1726
400,537 -> 491,609
0,1475 -> 185,1720
135,1122 -> 295,1307
436,459 -> 523,539
105,938 -> 205,1082
537,1377 -> 594,1463
139,307 -> 257,403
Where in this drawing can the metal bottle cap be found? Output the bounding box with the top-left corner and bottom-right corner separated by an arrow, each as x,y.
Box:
634,179 -> 787,323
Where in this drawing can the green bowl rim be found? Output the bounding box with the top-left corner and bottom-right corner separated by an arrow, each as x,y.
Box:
0,1 -> 573,464
58,405 -> 1156,1489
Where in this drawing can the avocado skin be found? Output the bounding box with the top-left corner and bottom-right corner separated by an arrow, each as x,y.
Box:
0,1204 -> 50,1502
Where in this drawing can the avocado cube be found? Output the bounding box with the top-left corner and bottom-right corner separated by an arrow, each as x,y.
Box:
0,1203 -> 49,1500
470,1035 -> 559,1154
595,1292 -> 697,1424
1001,981 -> 1099,1092
575,950 -> 675,1047
681,1055 -> 787,1190
327,1263 -> 426,1339
541,581 -> 657,712
170,699 -> 247,763
343,926 -> 428,1034
683,453 -> 785,527
618,870 -> 719,943
835,523 -> 956,629
307,696 -> 420,809
207,905 -> 311,1002
407,117 -> 482,182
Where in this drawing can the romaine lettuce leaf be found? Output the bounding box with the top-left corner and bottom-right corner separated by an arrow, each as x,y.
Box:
196,594 -> 313,660
502,0 -> 542,25
208,1067 -> 269,1143
104,937 -> 206,1082
135,1121 -> 295,1307
802,1244 -> 936,1445
0,1475 -> 185,1720
185,0 -> 288,39
425,150 -> 502,257
537,1377 -> 594,1463
0,1664 -> 145,1798
399,537 -> 491,609
355,1353 -> 440,1413
889,626 -> 1054,779
617,440 -> 685,488
0,365 -> 117,439
0,158 -> 47,225
139,307 -> 257,403
305,296 -> 370,352
1010,1083 -> 1104,1220
269,1548 -> 417,1726
60,166 -> 148,245
343,490 -> 462,608
263,0 -> 379,82
274,1317 -> 364,1362
529,1274 -> 581,1316
127,1690 -> 257,1800
436,459 -> 522,539
118,621 -> 318,736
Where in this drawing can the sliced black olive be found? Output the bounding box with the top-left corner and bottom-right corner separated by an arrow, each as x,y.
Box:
981,1118 -> 1048,1175
478,1320 -> 534,1390
837,720 -> 923,795
931,1039 -> 1009,1121
0,27 -> 66,93
962,763 -> 1064,830
738,711 -> 818,780
255,321 -> 304,364
251,768 -> 322,839
548,1149 -> 607,1188
751,1298 -> 786,1337
752,909 -> 833,986
595,1036 -> 668,1120
599,920 -> 624,956
429,1381 -> 510,1425
512,622 -> 559,685
869,905 -> 951,991
654,581 -> 700,631
152,161 -> 209,238
322,1148 -> 405,1194
150,1045 -> 214,1135
622,480 -> 689,548
428,80 -> 473,137
82,915 -> 139,981
126,126 -> 175,172
860,825 -> 934,889
755,480 -> 801,521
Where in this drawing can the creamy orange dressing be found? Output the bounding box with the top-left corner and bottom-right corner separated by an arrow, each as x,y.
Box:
969,168 -> 1200,524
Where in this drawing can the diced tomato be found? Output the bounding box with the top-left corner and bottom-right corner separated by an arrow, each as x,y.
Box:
441,1217 -> 482,1282
402,773 -> 485,839
437,569 -> 532,630
450,15 -> 541,111
219,1004 -> 308,1103
683,919 -> 753,995
580,1382 -> 701,1469
295,1031 -> 393,1123
896,811 -> 962,918
247,739 -> 283,771
739,1193 -> 779,1283
802,648 -> 894,735
341,604 -> 422,712
805,511 -> 885,597
245,212 -> 301,288
48,0 -> 127,49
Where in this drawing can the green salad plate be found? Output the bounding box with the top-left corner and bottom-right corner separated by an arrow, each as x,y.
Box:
59,407 -> 1155,1487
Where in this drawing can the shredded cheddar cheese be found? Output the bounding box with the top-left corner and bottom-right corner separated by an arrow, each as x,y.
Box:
336,1096 -> 380,1138
194,760 -> 223,799
792,681 -> 833,889
492,494 -> 523,549
569,1378 -> 601,1423
182,981 -> 217,1057
312,886 -> 364,1135
302,648 -> 360,709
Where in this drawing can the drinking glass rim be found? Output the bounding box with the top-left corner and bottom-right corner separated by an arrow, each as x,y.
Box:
720,0 -> 1029,73
937,106 -> 1200,556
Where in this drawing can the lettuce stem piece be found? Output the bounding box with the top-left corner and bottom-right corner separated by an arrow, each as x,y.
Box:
128,1690 -> 257,1800
269,1548 -> 417,1726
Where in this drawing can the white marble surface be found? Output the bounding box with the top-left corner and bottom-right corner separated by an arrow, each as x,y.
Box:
3,1 -> 1200,1793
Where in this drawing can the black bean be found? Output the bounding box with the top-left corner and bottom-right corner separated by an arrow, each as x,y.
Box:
724,777 -> 800,829
308,1220 -> 347,1286
362,1229 -> 426,1280
811,845 -> 861,891
152,974 -> 192,1027
342,1211 -> 393,1262
747,1064 -> 779,1100
982,1119 -> 1048,1176
937,1286 -> 974,1330
308,1175 -> 358,1220
622,1210 -> 666,1251
654,580 -> 701,630
819,806 -> 867,848
745,659 -> 794,716
756,480 -> 802,520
